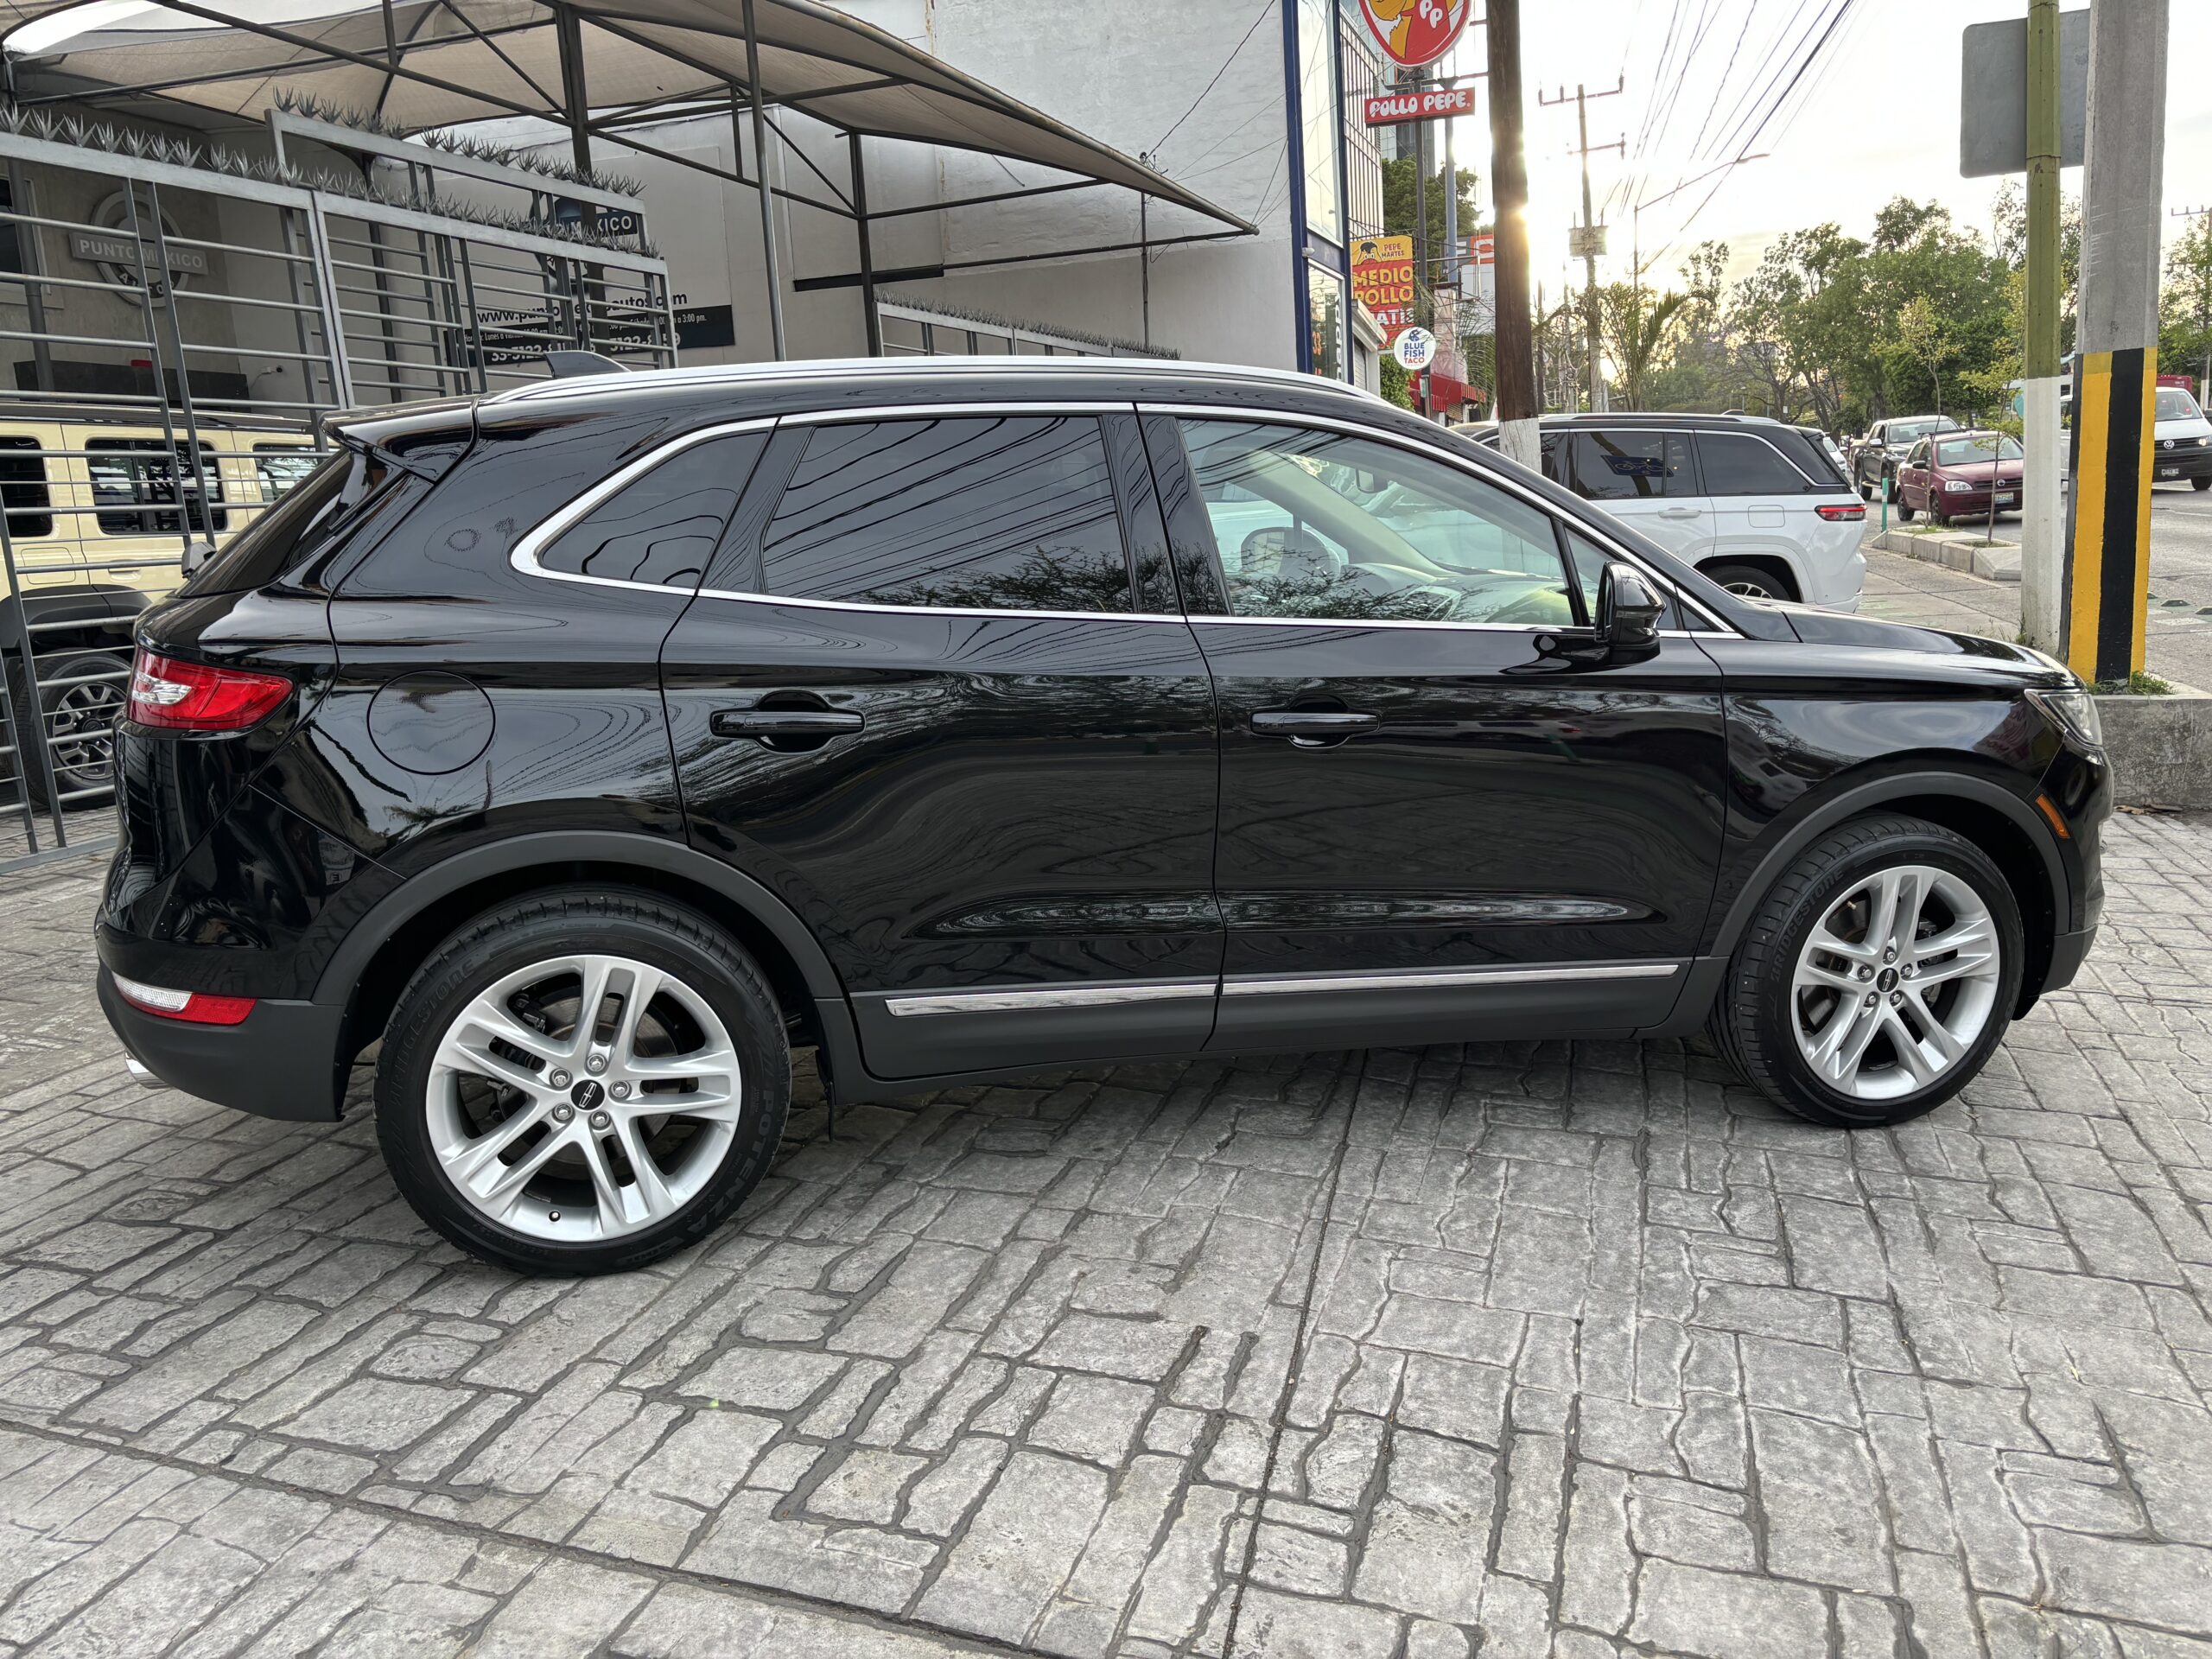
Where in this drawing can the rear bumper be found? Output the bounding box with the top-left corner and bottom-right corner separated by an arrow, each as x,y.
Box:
98,970 -> 347,1122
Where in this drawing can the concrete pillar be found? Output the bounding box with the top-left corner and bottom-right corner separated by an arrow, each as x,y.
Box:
2063,0 -> 2167,682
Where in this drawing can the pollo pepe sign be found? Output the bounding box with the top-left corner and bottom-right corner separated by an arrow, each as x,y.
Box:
1352,235 -> 1416,342
1357,0 -> 1472,69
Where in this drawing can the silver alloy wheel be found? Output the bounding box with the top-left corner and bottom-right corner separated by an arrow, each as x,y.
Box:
1790,863 -> 2002,1103
49,677 -> 123,782
1721,578 -> 1776,599
427,952 -> 744,1243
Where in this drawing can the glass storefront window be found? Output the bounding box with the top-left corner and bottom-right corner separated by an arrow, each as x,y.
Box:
1298,0 -> 1343,245
1307,264 -> 1346,382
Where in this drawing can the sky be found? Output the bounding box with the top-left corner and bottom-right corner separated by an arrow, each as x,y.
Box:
1429,0 -> 2212,298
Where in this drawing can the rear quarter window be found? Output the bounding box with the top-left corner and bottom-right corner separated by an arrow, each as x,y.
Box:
182,449 -> 385,596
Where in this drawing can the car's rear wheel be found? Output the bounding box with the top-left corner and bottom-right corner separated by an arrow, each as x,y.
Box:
1708,815 -> 2023,1128
375,888 -> 789,1274
1897,498 -> 1916,522
1702,562 -> 1791,602
5,648 -> 128,809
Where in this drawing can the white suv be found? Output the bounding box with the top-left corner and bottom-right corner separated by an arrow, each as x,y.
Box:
1480,414 -> 1869,610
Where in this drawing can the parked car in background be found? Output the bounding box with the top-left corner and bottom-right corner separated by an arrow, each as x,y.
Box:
1849,415 -> 1962,501
0,412 -> 318,804
97,359 -> 2108,1274
2152,385 -> 2212,490
1474,411 -> 1866,607
1893,430 -> 2024,526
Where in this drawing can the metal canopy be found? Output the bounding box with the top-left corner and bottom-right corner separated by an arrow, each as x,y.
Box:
1,0 -> 1251,232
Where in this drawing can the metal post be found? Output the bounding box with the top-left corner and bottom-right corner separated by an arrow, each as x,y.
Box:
1487,0 -> 1537,464
2020,0 -> 2066,652
741,0 -> 787,359
1579,88 -> 1602,411
0,494 -> 53,850
2063,0 -> 2168,683
305,202 -> 359,408
849,130 -> 880,357
122,187 -> 210,559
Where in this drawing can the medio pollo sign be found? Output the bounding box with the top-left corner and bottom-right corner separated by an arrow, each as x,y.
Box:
1352,235 -> 1416,343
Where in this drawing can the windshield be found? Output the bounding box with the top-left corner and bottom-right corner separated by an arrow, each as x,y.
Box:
1936,435 -> 2024,467
2157,387 -> 2203,423
1891,417 -> 1961,444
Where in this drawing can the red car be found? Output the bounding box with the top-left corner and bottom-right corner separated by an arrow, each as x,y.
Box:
1895,429 -> 2024,524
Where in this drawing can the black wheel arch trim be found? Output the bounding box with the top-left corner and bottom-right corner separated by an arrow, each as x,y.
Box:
1705,768 -> 2069,965
312,830 -> 852,1010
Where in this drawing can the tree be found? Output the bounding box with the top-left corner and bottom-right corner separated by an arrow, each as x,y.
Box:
1597,283 -> 1690,410
1892,296 -> 1954,419
2163,219 -> 2212,391
1382,157 -> 1478,269
1379,357 -> 1415,410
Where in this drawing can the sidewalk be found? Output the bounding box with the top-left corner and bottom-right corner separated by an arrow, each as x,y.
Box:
1859,540 -> 2023,642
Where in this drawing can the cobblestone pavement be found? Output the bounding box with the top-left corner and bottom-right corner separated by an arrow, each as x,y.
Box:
3,813 -> 2211,1658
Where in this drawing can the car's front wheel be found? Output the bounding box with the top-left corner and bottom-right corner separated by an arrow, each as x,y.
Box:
375,888 -> 790,1274
2193,475 -> 2209,492
1709,815 -> 2023,1128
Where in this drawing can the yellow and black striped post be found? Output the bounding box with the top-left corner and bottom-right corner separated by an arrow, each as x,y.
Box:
2063,346 -> 2156,683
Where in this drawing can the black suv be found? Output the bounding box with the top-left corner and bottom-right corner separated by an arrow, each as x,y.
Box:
98,360 -> 2109,1274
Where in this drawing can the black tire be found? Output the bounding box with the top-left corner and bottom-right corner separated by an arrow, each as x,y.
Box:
1707,815 -> 2024,1128
1858,477 -> 1875,502
1884,473 -> 1900,504
2193,475 -> 2210,492
375,887 -> 790,1274
1703,561 -> 1791,602
5,648 -> 128,809
1897,499 -> 1916,522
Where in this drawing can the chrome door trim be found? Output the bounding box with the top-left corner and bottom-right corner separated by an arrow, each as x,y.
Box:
1221,961 -> 1681,997
780,401 -> 1136,424
1141,402 -> 1736,634
509,416 -> 779,595
690,588 -> 1191,625
883,979 -> 1218,1018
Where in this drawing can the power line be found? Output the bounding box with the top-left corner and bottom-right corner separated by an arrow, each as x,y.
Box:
1686,0 -> 1757,162
1151,0 -> 1274,158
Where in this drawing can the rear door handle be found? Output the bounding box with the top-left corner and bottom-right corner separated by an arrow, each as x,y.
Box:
1251,709 -> 1380,742
710,708 -> 866,739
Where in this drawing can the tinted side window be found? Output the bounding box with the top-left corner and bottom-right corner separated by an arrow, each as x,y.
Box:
1697,432 -> 1812,497
539,429 -> 765,588
0,436 -> 53,539
1561,430 -> 1693,500
1775,429 -> 1848,487
1178,417 -> 1575,626
760,416 -> 1131,613
1565,528 -> 1686,632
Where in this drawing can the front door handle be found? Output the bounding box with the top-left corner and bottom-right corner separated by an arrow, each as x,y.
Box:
1251,709 -> 1380,744
710,707 -> 865,739
1658,505 -> 1700,518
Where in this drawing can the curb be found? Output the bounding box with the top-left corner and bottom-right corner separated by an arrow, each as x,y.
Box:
2097,681 -> 2212,810
1870,525 -> 2021,582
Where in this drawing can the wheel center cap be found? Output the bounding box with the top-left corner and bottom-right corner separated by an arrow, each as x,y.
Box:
570,1078 -> 606,1111
1876,967 -> 1899,994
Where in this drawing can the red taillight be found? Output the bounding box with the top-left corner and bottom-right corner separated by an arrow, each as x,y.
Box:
1815,503 -> 1866,521
126,650 -> 291,732
111,971 -> 256,1026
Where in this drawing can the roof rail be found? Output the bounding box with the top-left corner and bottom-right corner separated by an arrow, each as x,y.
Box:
489,355 -> 1390,408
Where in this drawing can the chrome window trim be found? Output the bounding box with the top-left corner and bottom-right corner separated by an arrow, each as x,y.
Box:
1141,403 -> 1738,636
780,401 -> 1136,423
884,979 -> 1217,1018
508,416 -> 779,594
1221,962 -> 1681,997
691,588 -> 1192,625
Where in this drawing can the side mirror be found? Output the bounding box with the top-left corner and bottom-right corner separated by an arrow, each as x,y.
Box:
180,540 -> 215,578
1596,562 -> 1664,655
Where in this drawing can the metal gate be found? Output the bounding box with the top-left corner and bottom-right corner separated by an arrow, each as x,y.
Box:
0,111 -> 672,868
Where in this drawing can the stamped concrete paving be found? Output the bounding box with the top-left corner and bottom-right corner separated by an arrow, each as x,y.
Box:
3,813 -> 2211,1657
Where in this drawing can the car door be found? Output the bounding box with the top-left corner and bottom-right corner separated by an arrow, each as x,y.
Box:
1549,426 -> 1712,560
661,405 -> 1222,1081
1695,429 -> 1826,590
1145,410 -> 1730,1054
1896,437 -> 1933,512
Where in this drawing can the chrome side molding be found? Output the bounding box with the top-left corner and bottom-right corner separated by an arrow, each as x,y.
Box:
881,960 -> 1681,1016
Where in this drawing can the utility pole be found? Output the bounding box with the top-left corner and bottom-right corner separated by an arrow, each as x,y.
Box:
2063,0 -> 2168,683
1541,78 -> 1624,412
2020,0 -> 2063,652
1488,0 -> 1536,465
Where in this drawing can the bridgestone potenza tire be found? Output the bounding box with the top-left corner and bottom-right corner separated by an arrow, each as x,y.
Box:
375,887 -> 790,1274
1707,815 -> 2024,1128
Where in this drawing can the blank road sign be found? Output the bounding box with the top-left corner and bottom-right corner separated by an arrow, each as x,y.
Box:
1960,10 -> 2088,179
